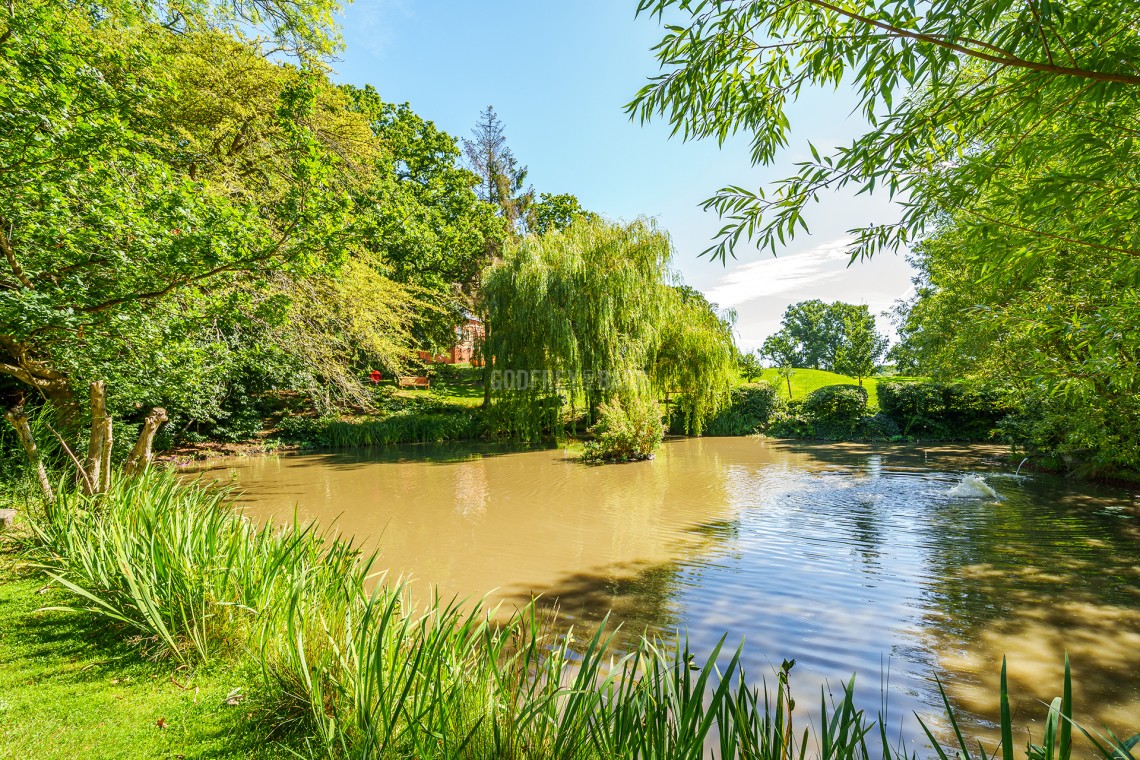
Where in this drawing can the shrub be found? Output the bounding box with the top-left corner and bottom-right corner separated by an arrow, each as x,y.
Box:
998,388 -> 1140,477
704,381 -> 785,436
765,409 -> 813,438
274,409 -> 484,448
582,393 -> 665,463
877,381 -> 1010,440
856,412 -> 901,441
801,384 -> 868,440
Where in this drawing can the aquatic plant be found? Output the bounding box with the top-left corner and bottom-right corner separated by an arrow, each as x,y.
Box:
581,389 -> 665,463
23,471 -> 366,663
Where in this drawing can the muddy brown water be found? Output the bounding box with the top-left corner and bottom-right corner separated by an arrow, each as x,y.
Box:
189,438 -> 1140,753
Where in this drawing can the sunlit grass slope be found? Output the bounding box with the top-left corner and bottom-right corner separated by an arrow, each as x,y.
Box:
0,560 -> 290,760
758,369 -> 924,410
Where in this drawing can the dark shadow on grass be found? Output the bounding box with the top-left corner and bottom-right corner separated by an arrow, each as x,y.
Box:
0,563 -> 296,759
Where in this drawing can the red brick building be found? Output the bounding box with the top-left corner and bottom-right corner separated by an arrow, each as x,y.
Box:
417,316 -> 485,365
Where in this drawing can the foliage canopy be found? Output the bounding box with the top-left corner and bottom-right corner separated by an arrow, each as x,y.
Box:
481,218 -> 736,440
630,0 -> 1140,264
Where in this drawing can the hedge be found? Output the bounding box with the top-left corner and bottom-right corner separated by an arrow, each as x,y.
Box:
701,382 -> 785,436
876,381 -> 1009,440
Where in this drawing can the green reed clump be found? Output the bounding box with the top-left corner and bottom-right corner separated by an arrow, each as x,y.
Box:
264,598 -> 893,760
278,411 -> 484,448
24,470 -> 367,663
16,472 -> 1139,760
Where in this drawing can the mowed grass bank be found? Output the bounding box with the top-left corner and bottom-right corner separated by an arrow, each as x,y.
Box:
758,369 -> 924,408
0,559 -> 291,760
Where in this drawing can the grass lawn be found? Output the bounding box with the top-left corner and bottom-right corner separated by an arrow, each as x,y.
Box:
421,363 -> 485,407
0,553 -> 293,760
377,363 -> 484,409
756,368 -> 925,410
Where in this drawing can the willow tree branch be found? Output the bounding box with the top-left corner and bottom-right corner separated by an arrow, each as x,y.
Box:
802,0 -> 1140,86
958,206 -> 1140,259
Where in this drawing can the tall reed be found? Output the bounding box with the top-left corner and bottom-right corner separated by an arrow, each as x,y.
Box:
25,471 -> 367,663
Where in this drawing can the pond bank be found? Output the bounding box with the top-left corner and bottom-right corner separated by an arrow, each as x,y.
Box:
0,557 -> 291,759
3,458 -> 1137,759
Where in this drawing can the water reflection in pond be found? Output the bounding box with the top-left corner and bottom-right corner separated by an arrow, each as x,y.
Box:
189,437 -> 1140,752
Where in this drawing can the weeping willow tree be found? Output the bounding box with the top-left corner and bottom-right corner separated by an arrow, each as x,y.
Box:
481,218 -> 735,441
649,288 -> 737,435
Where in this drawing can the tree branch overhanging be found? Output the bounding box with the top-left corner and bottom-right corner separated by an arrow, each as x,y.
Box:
802,0 -> 1140,87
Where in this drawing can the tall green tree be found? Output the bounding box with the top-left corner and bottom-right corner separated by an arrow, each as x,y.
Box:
764,300 -> 871,372
0,1 -> 420,443
481,218 -> 735,439
109,0 -> 347,58
737,349 -> 764,383
892,211 -> 1140,474
761,333 -> 797,398
1,5 -> 354,418
463,106 -> 534,238
780,300 -> 840,370
345,86 -> 506,350
832,307 -> 887,387
528,192 -> 597,236
649,287 -> 736,434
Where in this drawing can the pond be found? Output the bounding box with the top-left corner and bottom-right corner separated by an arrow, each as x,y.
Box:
191,437 -> 1140,753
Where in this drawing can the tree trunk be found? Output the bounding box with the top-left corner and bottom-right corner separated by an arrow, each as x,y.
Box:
99,415 -> 112,494
83,381 -> 107,495
124,408 -> 167,477
0,336 -> 80,427
4,405 -> 53,503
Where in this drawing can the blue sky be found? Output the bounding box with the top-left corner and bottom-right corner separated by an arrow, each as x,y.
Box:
331,0 -> 917,349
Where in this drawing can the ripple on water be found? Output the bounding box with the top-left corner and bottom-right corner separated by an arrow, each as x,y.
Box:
192,438 -> 1140,753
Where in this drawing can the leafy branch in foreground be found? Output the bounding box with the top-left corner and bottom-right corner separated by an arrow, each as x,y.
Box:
628,0 -> 1140,263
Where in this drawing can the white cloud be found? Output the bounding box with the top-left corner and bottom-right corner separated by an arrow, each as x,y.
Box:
704,237 -> 854,309
695,237 -> 916,351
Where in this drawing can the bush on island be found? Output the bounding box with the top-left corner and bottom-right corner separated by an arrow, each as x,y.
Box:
582,392 -> 665,463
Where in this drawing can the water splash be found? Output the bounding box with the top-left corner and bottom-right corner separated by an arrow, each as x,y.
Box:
1015,457 -> 1029,476
949,474 -> 1000,500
